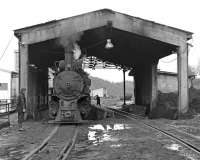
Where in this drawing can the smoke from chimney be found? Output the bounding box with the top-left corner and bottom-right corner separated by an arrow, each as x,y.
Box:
57,30 -> 83,60
72,43 -> 82,60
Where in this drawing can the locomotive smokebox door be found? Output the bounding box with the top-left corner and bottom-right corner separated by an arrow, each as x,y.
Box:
54,71 -> 84,101
53,70 -> 84,123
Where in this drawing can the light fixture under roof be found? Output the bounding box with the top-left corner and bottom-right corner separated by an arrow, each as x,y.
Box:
105,39 -> 114,49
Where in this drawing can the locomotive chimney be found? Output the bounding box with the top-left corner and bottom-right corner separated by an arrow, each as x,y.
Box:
64,45 -> 73,71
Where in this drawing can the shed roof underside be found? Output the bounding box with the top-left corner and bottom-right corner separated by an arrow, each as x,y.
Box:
15,9 -> 192,69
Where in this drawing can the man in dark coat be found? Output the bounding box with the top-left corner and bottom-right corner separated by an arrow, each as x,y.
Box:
17,88 -> 26,131
96,95 -> 101,107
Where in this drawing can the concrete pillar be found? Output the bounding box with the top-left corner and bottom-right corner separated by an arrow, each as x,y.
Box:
123,69 -> 126,105
19,44 -> 28,91
19,44 -> 29,115
177,44 -> 188,114
150,61 -> 158,111
134,64 -> 151,106
28,67 -> 37,119
134,67 -> 142,105
132,76 -> 136,104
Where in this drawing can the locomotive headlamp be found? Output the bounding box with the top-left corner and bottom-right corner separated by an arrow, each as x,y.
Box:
105,39 -> 114,49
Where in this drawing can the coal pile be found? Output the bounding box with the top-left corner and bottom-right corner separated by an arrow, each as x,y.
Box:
150,88 -> 200,119
189,87 -> 200,113
150,91 -> 178,119
122,104 -> 146,116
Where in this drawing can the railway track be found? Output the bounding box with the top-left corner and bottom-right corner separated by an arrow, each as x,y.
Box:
23,124 -> 79,160
106,107 -> 200,155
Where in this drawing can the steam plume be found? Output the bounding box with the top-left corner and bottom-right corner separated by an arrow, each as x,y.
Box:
73,43 -> 81,60
57,31 -> 83,60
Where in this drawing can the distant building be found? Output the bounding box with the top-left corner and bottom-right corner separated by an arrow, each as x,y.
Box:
158,71 -> 195,93
0,68 -> 18,100
129,70 -> 195,94
91,88 -> 108,97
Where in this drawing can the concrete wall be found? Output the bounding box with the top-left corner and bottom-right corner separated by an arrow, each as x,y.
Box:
28,67 -> 48,119
158,74 -> 178,93
158,73 -> 192,93
192,79 -> 200,89
19,44 -> 49,119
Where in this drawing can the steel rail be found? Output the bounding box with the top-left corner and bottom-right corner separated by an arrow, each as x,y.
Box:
23,125 -> 78,160
112,108 -> 200,140
23,125 -> 60,160
60,126 -> 79,160
106,107 -> 200,155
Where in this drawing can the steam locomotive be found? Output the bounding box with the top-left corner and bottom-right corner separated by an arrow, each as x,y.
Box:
49,56 -> 92,123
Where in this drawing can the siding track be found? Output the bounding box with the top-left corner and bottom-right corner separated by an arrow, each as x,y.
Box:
23,125 -> 79,160
107,107 -> 200,155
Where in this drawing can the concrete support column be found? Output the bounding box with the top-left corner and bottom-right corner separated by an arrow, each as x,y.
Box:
178,44 -> 188,114
150,61 -> 158,111
123,69 -> 126,105
19,44 -> 28,91
134,64 -> 151,106
19,44 -> 29,114
132,76 -> 136,104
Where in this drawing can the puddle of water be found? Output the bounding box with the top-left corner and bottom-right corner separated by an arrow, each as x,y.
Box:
113,124 -> 131,130
165,143 -> 181,151
89,124 -> 105,131
87,123 -> 131,145
110,144 -> 121,148
88,130 -> 118,145
89,123 -> 132,131
164,143 -> 199,160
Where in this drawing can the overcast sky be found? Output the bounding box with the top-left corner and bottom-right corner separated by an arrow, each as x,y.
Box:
0,0 -> 199,82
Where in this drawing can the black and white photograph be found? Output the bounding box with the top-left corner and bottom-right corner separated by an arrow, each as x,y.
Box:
0,0 -> 200,159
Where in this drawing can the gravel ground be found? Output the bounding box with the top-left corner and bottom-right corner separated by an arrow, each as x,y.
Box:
0,113 -> 56,160
68,117 -> 200,160
1,111 -> 200,160
147,114 -> 200,137
30,125 -> 76,160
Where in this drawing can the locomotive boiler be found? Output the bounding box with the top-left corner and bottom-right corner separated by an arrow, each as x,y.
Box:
49,47 -> 91,123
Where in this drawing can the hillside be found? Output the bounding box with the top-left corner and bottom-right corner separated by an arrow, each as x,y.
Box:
90,76 -> 134,97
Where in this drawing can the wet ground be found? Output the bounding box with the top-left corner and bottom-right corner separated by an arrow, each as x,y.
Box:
148,114 -> 200,138
1,112 -> 200,159
0,114 -> 55,160
30,125 -> 76,160
68,117 -> 200,160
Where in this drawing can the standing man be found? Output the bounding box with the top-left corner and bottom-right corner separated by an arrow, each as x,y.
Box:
17,88 -> 26,131
96,95 -> 101,107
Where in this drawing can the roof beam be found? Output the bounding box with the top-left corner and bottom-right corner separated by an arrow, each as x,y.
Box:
14,9 -> 192,46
